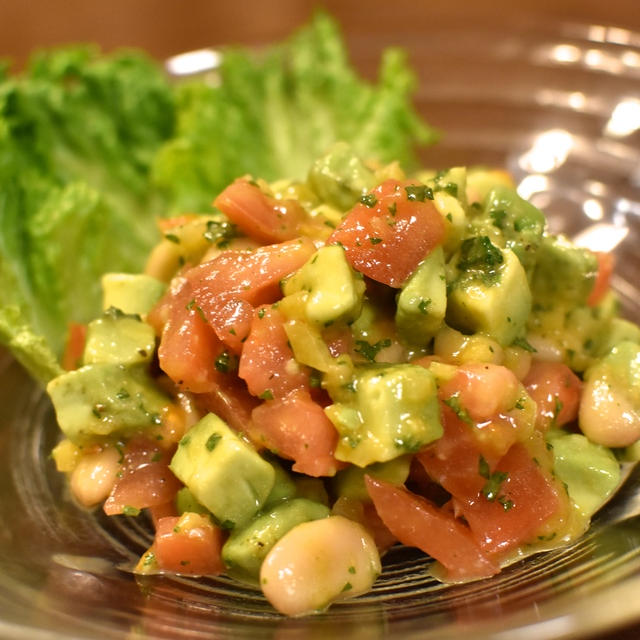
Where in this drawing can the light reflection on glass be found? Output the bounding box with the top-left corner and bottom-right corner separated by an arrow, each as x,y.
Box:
517,174 -> 549,200
605,99 -> 640,137
165,49 -> 221,76
551,44 -> 581,63
519,130 -> 574,173
583,198 -> 604,221
622,50 -> 640,68
573,223 -> 629,253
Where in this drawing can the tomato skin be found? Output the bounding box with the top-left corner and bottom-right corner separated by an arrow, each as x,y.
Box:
239,305 -> 310,400
62,323 -> 87,371
458,442 -> 563,556
587,251 -> 614,307
155,279 -> 228,393
365,476 -> 499,581
103,438 -> 182,516
153,514 -> 225,576
185,238 -> 316,351
251,389 -> 342,477
523,361 -> 581,431
214,178 -> 307,244
328,179 -> 445,287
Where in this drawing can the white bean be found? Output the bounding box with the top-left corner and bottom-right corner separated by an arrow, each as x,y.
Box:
260,515 -> 381,616
579,378 -> 640,448
70,447 -> 122,508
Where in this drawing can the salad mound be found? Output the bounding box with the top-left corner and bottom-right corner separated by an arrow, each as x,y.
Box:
48,144 -> 639,616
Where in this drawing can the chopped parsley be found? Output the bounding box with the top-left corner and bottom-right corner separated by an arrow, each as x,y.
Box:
443,392 -> 473,425
512,336 -> 537,353
360,193 -> 378,208
205,433 -> 222,451
215,351 -> 239,373
354,338 -> 391,362
478,456 -> 513,510
259,389 -> 274,401
122,505 -> 141,517
404,185 -> 434,201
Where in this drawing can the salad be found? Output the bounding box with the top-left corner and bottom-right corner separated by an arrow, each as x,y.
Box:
2,11 -> 640,620
47,144 -> 639,616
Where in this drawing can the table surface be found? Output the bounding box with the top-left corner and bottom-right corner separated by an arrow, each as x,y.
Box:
2,1 -> 640,638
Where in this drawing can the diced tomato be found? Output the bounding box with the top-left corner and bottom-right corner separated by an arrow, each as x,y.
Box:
155,279 -> 228,393
332,496 -> 397,553
103,438 -> 182,516
62,323 -> 87,371
251,389 -> 342,476
187,238 -> 316,305
365,476 -> 499,581
523,361 -> 581,431
153,514 -> 225,575
195,377 -> 261,446
418,407 -> 490,502
149,501 -> 179,528
239,305 -> 310,400
328,179 -> 445,287
184,238 -> 316,351
457,442 -> 564,556
214,178 -> 308,244
587,251 -> 614,307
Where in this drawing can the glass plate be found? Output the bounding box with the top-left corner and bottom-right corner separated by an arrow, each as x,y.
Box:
1,14 -> 640,640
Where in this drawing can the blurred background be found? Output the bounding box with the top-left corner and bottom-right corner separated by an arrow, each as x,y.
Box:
2,0 -> 640,70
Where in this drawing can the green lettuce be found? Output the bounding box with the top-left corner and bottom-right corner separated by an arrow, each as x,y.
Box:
0,12 -> 436,384
153,12 -> 436,212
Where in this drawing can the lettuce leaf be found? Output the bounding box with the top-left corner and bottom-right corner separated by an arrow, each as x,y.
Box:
153,12 -> 436,212
0,12 -> 436,384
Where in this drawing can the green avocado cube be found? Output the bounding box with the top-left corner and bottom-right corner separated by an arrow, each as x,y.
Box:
170,414 -> 275,529
307,142 -> 376,211
101,273 -> 166,316
531,234 -> 598,307
396,246 -> 446,346
447,239 -> 531,346
332,455 -> 412,501
222,498 -> 329,582
83,310 -> 156,365
283,244 -> 365,326
46,363 -> 171,445
546,430 -> 620,519
325,364 -> 443,467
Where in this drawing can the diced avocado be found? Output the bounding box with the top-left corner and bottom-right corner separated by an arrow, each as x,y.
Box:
46,363 -> 171,445
175,487 -> 209,516
263,459 -> 298,509
446,238 -> 532,346
307,142 -> 376,211
465,167 -> 515,204
546,430 -> 620,519
527,291 -> 620,373
170,414 -> 275,529
222,498 -> 329,582
332,455 -> 412,501
531,235 -> 598,307
325,364 -> 442,467
396,246 -> 447,346
585,341 -> 640,407
597,318 -> 640,357
101,273 -> 166,316
83,309 -> 156,365
471,185 -> 546,277
416,167 -> 468,255
283,245 -> 365,326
